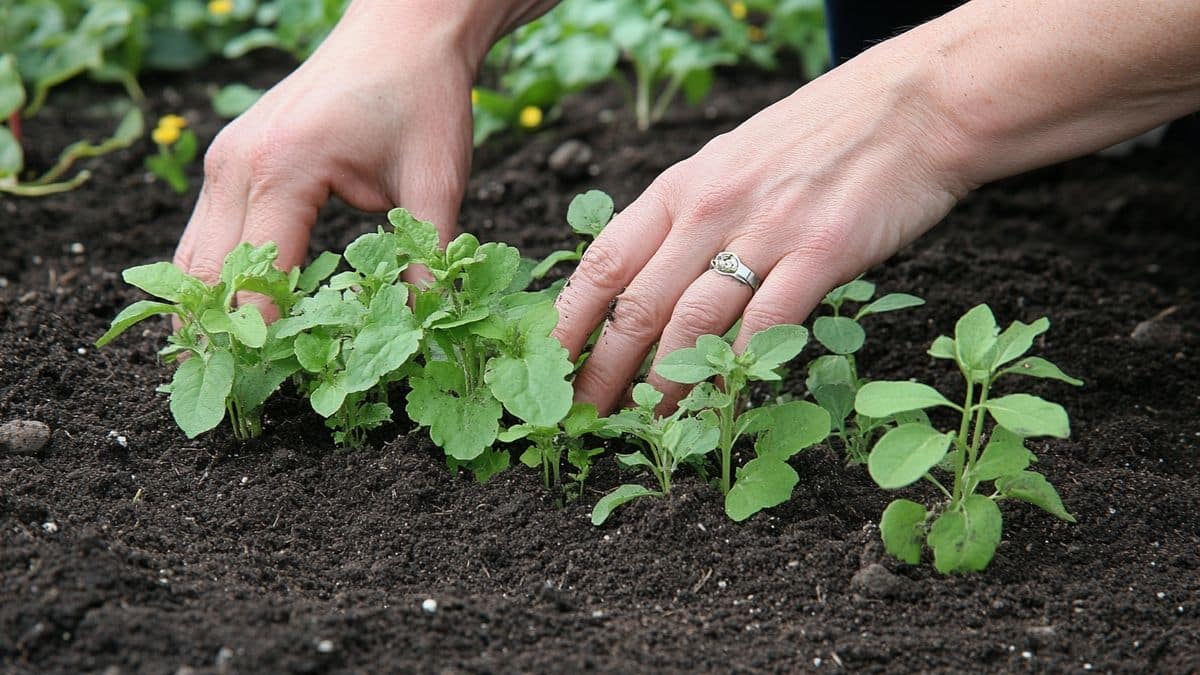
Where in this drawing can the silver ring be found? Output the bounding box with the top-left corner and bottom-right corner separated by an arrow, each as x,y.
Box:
710,251 -> 761,291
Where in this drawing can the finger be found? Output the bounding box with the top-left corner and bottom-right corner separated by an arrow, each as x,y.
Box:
389,130 -> 470,286
552,189 -> 672,360
731,252 -> 842,355
645,249 -> 771,408
174,179 -> 249,286
571,227 -> 724,415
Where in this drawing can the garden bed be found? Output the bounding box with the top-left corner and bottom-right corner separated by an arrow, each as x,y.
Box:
2,56 -> 1199,673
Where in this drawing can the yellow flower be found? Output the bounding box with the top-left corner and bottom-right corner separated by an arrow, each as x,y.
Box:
518,105 -> 543,129
159,114 -> 188,130
152,124 -> 181,146
470,88 -> 480,106
747,25 -> 765,43
208,0 -> 234,16
729,1 -> 748,20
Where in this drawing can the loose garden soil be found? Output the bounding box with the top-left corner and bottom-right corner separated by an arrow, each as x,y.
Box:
2,55 -> 1198,674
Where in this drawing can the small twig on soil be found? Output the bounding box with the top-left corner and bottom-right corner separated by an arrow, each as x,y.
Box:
692,568 -> 713,593
815,584 -> 826,605
558,561 -> 573,589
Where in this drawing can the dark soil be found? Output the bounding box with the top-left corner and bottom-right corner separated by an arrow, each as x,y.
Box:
3,55 -> 1199,674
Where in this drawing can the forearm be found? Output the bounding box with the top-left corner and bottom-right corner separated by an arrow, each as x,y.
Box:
339,0 -> 560,70
882,0 -> 1200,189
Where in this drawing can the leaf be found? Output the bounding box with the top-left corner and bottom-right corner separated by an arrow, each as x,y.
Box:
519,446 -> 543,468
954,304 -> 999,373
406,373 -> 502,461
566,189 -> 615,238
867,423 -> 954,489
972,427 -> 1034,482
928,335 -> 956,360
813,316 -> 865,355
486,344 -> 574,427
227,305 -> 267,348
753,401 -> 831,461
805,355 -> 855,425
855,381 -> 959,418
0,54 -> 25,119
984,394 -> 1070,439
616,452 -> 655,470
232,357 -> 299,413
0,127 -> 21,177
465,447 -> 511,483
632,382 -> 665,411
344,230 -> 398,277
663,416 -> 719,462
123,262 -> 191,302
96,300 -> 177,347
996,471 -> 1075,522
389,208 -> 441,261
856,293 -> 924,318
991,317 -> 1050,368
343,312 -> 422,393
530,249 -> 581,280
310,379 -> 347,418
998,357 -> 1083,386
294,332 -> 338,372
824,278 -> 875,307
297,252 -> 341,293
725,457 -> 799,522
212,83 -> 264,118
928,494 -> 1003,574
746,323 -> 808,367
274,288 -> 366,337
169,349 -> 235,438
592,484 -> 660,525
880,499 -> 928,564
655,335 -> 730,383
678,382 -> 732,412
464,242 -> 521,300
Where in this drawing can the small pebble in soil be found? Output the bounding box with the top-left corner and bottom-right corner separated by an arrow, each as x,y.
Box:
76,347 -> 86,354
850,564 -> 911,600
547,139 -> 594,179
422,598 -> 438,614
69,242 -> 85,254
215,646 -> 234,667
316,639 -> 334,653
42,521 -> 59,533
1,420 -> 51,455
107,431 -> 128,448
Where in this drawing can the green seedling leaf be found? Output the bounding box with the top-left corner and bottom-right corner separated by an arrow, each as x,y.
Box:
310,380 -> 347,417
678,382 -> 732,412
123,262 -> 193,302
170,349 -> 235,438
592,484 -> 660,525
518,446 -> 543,468
991,317 -> 1050,368
856,293 -> 924,319
567,189 -> 615,237
972,427 -> 1034,482
297,252 -> 341,293
656,334 -> 730,383
343,286 -> 422,393
464,448 -> 511,483
996,471 -> 1075,522
0,127 -> 21,177
954,304 -> 999,373
856,381 -> 959,418
984,393 -> 1070,439
928,494 -> 1003,574
616,452 -> 655,470
725,457 -> 798,522
663,415 -> 720,462
824,278 -> 875,307
228,305 -> 268,348
530,249 -> 581,280
389,208 -> 441,261
746,323 -> 808,367
464,242 -> 521,300
998,356 -> 1083,386
632,382 -> 665,410
212,83 -> 264,118
294,332 -> 339,372
880,499 -> 928,564
813,316 -> 865,355
805,355 -> 855,425
232,358 -> 299,414
486,345 -> 574,427
274,288 -> 367,337
95,300 -> 177,347
0,54 -> 24,119
407,367 -> 503,461
344,230 -> 399,276
928,335 -> 956,360
753,401 -> 831,461
868,423 -> 954,489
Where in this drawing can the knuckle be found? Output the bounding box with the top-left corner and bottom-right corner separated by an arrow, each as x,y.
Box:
202,129 -> 238,179
605,292 -> 663,345
679,179 -> 740,227
670,295 -> 727,337
187,257 -> 223,285
573,243 -> 628,292
741,304 -> 793,334
245,127 -> 301,187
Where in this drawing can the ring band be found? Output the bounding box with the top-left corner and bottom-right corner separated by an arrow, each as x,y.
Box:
710,251 -> 761,291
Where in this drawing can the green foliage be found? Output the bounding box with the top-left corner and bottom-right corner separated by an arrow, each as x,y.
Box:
855,304 -> 1080,573
95,242 -> 333,439
805,278 -> 926,463
592,322 -> 836,524
502,403 -> 606,506
145,127 -> 198,193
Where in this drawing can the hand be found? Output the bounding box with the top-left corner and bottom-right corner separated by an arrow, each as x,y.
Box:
174,2 -> 481,301
552,41 -> 970,415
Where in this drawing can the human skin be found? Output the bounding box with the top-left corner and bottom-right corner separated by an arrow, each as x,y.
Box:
175,0 -> 1200,414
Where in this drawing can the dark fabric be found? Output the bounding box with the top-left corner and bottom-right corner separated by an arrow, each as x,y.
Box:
823,0 -> 964,64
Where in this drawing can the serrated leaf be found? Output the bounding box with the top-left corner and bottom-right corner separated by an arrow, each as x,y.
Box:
928,494 -> 1002,574
998,357 -> 1083,386
814,316 -> 865,355
856,381 -> 959,418
343,312 -> 422,393
344,230 -> 398,277
996,471 -> 1075,522
464,242 -> 521,300
567,189 -> 615,237
972,427 -> 1034,482
170,349 -> 234,438
867,423 -> 953,489
678,382 -> 732,412
984,393 -> 1070,439
486,341 -> 573,427
406,375 -> 502,461
389,208 -> 441,261
880,499 -> 928,564
96,300 -> 177,347
805,355 -> 855,425
463,447 -> 511,483
632,382 -> 665,410
294,332 -> 338,372
663,415 -> 719,462
232,357 -> 298,413
725,457 -> 798,522
592,484 -> 660,525
856,293 -> 924,318
747,323 -> 808,367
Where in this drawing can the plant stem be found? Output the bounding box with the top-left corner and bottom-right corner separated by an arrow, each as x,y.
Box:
648,75 -> 682,126
952,379 -> 975,502
634,63 -> 652,131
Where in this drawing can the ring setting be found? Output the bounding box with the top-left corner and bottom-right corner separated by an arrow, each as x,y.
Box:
710,251 -> 761,291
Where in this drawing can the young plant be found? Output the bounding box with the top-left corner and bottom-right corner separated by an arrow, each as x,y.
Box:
530,189 -> 613,279
145,113 -> 197,193
501,403 -> 606,506
805,278 -> 925,463
854,304 -> 1081,573
653,324 -> 831,521
97,242 -> 336,440
590,383 -> 720,525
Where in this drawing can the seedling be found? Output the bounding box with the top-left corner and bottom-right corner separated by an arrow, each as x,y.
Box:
145,114 -> 197,193
806,278 -> 925,463
854,304 -> 1081,573
97,242 -> 337,440
653,324 -> 831,521
530,190 -> 613,279
501,403 -> 606,506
